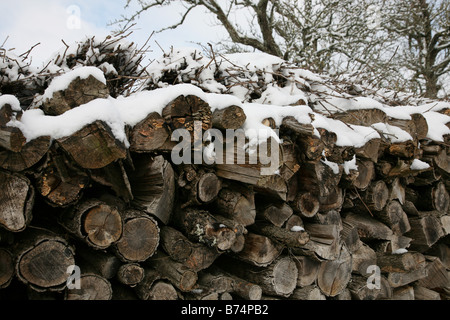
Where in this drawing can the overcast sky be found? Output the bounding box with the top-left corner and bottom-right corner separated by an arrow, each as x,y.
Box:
0,0 -> 226,67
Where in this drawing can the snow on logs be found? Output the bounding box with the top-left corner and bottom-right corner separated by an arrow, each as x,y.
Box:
0,52 -> 449,301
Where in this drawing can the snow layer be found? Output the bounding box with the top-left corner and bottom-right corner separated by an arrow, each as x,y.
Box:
0,95 -> 21,112
6,47 -> 450,163
41,66 -> 107,102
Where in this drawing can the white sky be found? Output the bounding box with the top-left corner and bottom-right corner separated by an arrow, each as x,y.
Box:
0,0 -> 226,67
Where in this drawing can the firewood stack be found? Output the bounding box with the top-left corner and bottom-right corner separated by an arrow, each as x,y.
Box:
0,44 -> 449,301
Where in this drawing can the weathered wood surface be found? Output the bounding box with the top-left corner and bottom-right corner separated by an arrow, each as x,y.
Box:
1,73 -> 450,301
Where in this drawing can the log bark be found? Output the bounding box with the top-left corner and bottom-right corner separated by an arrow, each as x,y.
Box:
0,170 -> 34,232
113,209 -> 159,262
58,198 -> 123,250
218,255 -> 298,298
249,221 -> 309,248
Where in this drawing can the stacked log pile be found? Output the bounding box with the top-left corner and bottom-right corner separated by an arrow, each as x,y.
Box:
0,43 -> 449,301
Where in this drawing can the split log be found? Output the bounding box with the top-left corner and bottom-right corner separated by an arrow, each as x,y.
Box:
0,248 -> 14,289
58,198 -> 123,250
57,120 -> 127,169
425,242 -> 450,269
0,101 -> 49,170
386,266 -> 428,288
35,148 -> 89,207
116,263 -> 145,287
0,136 -> 51,172
160,226 -> 220,272
341,220 -> 361,253
255,198 -> 293,227
406,215 -> 445,252
234,232 -> 284,267
89,160 -> 132,203
351,159 -> 375,190
297,160 -> 342,195
212,105 -> 246,130
388,178 -> 406,205
127,154 -> 175,225
413,285 -> 441,300
351,180 -> 389,215
171,207 -> 237,252
0,170 -> 34,232
145,251 -> 198,292
343,212 -> 394,241
392,285 -> 415,300
355,138 -> 381,163
218,255 -> 298,298
295,223 -> 341,261
14,228 -> 75,292
279,140 -> 301,181
292,255 -> 321,287
41,74 -> 109,116
317,243 -> 352,297
213,182 -> 255,226
376,251 -> 426,273
129,112 -> 170,152
416,256 -> 449,290
408,182 -> 449,214
113,209 -> 159,262
374,200 -> 411,236
351,241 -> 377,276
65,273 -> 113,300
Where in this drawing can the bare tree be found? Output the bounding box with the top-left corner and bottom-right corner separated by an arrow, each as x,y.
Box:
382,0 -> 450,99
117,0 -> 385,73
